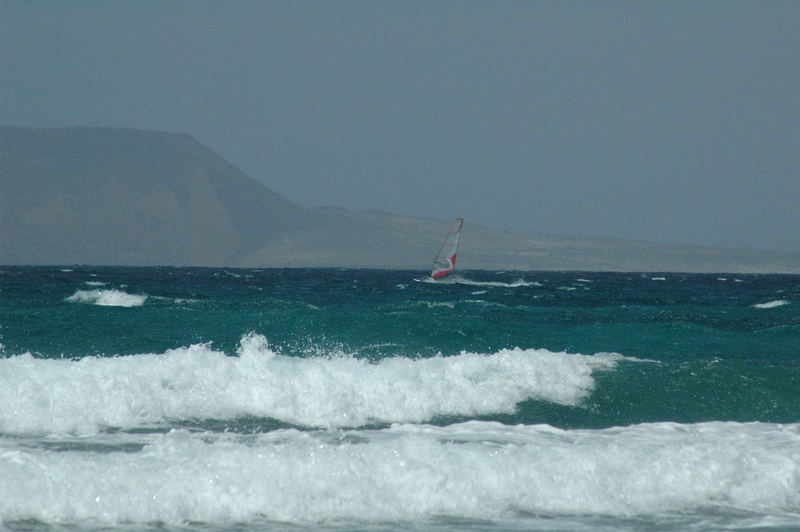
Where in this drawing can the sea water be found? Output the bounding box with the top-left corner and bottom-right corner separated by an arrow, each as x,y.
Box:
1,267 -> 798,531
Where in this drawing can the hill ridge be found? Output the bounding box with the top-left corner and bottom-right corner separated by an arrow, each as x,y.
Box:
2,126 -> 799,272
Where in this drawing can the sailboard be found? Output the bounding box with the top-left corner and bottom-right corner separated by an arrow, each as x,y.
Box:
431,218 -> 464,279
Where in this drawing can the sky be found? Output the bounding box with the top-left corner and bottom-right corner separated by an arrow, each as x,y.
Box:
1,1 -> 798,251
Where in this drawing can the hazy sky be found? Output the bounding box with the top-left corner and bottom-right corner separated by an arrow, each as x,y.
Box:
2,1 -> 798,250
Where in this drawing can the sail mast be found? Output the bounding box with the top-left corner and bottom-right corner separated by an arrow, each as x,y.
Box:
431,218 -> 464,279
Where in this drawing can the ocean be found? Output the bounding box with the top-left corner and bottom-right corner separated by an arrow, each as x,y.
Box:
1,266 -> 798,531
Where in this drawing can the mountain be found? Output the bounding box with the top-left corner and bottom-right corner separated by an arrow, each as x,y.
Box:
0,126 -> 319,266
2,126 -> 799,272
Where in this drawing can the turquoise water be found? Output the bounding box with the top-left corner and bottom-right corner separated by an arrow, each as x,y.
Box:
1,267 -> 799,531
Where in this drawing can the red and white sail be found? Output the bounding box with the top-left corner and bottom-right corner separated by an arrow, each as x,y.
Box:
431,218 -> 464,279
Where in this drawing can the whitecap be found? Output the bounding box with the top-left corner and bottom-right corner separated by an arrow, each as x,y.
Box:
0,334 -> 626,435
753,300 -> 789,309
65,289 -> 148,307
421,301 -> 455,309
0,420 -> 798,524
421,275 -> 541,288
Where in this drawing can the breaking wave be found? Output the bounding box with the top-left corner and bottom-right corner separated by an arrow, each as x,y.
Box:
1,421 -> 798,524
0,333 -> 623,435
753,300 -> 789,309
65,289 -> 148,307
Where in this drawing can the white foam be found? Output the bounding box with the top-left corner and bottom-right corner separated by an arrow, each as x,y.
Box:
1,421 -> 798,525
65,289 -> 148,307
0,334 -> 623,435
418,300 -> 455,309
151,295 -> 201,305
753,300 -> 789,309
83,281 -> 106,287
423,275 -> 541,288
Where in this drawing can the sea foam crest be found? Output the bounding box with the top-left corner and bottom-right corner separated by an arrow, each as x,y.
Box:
0,334 -> 622,434
421,275 -> 541,287
65,289 -> 147,307
1,421 -> 798,524
753,300 -> 789,309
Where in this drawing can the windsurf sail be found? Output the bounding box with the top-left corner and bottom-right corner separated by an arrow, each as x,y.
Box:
431,218 -> 463,279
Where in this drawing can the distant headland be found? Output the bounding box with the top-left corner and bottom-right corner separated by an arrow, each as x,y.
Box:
2,126 -> 798,273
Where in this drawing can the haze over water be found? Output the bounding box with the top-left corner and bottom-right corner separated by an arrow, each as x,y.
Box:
1,267 -> 799,531
3,3 -> 799,252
